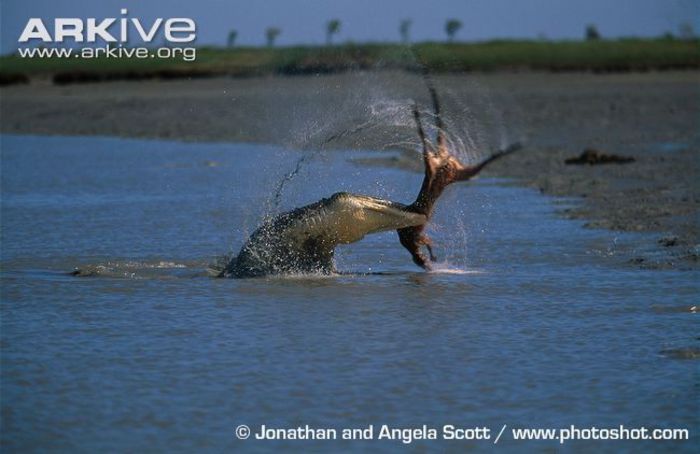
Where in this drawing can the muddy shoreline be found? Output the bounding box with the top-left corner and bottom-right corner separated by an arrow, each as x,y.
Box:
1,71 -> 698,268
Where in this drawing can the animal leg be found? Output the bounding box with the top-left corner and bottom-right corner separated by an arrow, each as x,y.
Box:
422,69 -> 449,156
420,234 -> 437,262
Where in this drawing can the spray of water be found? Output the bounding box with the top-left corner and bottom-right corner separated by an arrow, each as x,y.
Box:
228,57 -> 515,275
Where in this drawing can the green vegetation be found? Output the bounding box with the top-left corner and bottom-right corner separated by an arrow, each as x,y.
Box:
227,30 -> 238,48
585,25 -> 601,41
399,20 -> 412,44
265,27 -> 281,47
1,39 -> 698,85
445,20 -> 463,43
326,20 -> 341,45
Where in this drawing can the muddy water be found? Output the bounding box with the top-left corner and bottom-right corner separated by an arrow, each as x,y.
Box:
1,135 -> 697,452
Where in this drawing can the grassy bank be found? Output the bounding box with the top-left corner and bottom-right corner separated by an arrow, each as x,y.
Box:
1,38 -> 698,85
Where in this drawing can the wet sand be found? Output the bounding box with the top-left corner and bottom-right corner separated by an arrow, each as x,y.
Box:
1,71 -> 698,268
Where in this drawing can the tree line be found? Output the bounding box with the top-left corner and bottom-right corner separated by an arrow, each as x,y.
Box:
227,18 -> 462,48
227,19 -> 695,48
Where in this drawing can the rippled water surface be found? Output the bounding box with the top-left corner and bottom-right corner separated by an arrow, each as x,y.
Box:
1,135 -> 697,452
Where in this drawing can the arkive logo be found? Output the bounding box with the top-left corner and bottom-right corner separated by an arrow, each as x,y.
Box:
18,9 -> 196,44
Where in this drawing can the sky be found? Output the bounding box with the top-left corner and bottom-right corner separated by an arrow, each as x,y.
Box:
1,0 -> 698,53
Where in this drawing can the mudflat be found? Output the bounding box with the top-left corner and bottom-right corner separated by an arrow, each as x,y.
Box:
1,71 -> 697,268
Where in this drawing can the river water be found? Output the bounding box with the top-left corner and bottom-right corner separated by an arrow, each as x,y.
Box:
1,134 -> 697,452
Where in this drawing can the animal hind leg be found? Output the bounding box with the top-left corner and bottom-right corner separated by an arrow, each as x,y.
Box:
412,102 -> 440,180
421,69 -> 449,157
421,235 -> 437,262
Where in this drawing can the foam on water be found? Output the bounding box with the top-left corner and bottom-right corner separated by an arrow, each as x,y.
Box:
428,263 -> 484,275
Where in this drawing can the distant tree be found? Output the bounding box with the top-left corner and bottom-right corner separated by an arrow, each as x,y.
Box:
399,19 -> 412,44
227,30 -> 238,48
585,24 -> 601,41
326,19 -> 341,45
266,27 -> 281,47
445,19 -> 462,43
678,22 -> 695,40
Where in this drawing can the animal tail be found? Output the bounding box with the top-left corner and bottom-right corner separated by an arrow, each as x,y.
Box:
207,255 -> 231,278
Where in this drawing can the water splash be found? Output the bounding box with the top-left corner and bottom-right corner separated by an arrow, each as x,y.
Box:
428,262 -> 485,275
229,65 -> 515,274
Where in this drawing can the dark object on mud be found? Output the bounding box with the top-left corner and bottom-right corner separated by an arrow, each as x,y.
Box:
0,73 -> 29,86
565,148 -> 635,165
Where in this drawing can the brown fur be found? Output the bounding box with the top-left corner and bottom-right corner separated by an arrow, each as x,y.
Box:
398,79 -> 521,269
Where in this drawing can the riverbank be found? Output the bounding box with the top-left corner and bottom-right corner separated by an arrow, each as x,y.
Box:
1,39 -> 698,86
1,71 -> 697,268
